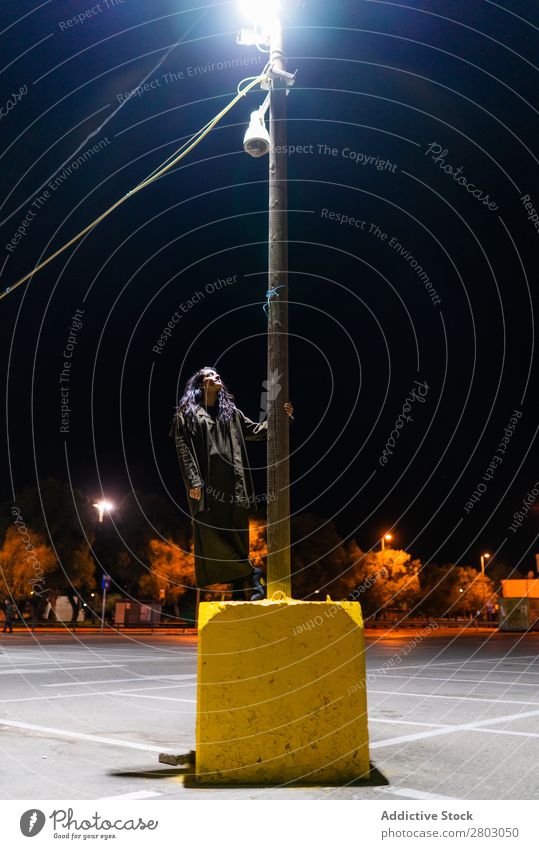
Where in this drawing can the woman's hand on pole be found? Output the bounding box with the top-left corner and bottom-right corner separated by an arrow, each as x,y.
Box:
190,486 -> 202,500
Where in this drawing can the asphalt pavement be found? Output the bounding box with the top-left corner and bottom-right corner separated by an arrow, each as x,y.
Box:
0,629 -> 538,800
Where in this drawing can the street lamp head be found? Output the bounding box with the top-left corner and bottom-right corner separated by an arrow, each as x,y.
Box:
384,533 -> 392,541
95,500 -> 114,513
243,110 -> 270,157
239,0 -> 281,26
93,499 -> 115,522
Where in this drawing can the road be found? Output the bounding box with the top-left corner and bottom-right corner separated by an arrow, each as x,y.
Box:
0,629 -> 538,800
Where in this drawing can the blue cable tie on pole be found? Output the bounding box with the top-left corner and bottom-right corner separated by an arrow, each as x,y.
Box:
263,284 -> 286,317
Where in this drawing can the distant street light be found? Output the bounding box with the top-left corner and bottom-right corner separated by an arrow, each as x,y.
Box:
93,499 -> 114,523
381,533 -> 393,552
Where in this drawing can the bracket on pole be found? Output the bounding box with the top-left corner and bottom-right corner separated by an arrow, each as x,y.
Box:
261,66 -> 297,90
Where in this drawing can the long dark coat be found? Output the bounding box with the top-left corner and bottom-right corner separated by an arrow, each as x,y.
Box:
174,406 -> 267,586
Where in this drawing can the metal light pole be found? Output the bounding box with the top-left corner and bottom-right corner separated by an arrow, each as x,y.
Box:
266,10 -> 291,597
237,2 -> 296,596
480,552 -> 490,612
92,500 -> 114,631
100,574 -> 110,632
380,533 -> 392,552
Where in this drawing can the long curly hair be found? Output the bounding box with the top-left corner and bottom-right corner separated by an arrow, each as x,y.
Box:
173,366 -> 236,428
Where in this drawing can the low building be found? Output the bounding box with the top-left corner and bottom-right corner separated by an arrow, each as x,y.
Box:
499,578 -> 539,631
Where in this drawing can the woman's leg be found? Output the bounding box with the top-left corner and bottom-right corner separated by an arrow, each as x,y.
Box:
250,566 -> 265,601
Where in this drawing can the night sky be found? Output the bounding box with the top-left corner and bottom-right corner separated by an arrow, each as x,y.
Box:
1,0 -> 537,574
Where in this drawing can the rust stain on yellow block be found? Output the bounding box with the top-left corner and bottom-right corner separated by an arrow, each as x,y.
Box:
195,597 -> 369,784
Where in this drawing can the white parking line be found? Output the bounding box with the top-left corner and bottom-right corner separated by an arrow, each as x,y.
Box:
371,707 -> 539,749
0,682 -> 195,703
369,655 -> 539,671
111,692 -> 196,704
369,689 -> 539,707
383,787 -> 458,801
0,665 -> 127,675
372,718 -> 539,743
98,791 -> 162,800
42,674 -> 196,687
0,718 -> 171,753
371,718 -> 445,729
475,727 -> 539,740
370,672 -> 539,689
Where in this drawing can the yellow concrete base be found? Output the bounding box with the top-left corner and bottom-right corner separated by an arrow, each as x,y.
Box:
195,596 -> 369,784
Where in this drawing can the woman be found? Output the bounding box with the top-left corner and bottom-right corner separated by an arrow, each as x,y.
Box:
3,599 -> 14,634
172,367 -> 293,600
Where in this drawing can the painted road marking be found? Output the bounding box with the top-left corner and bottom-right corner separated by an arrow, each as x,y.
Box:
0,664 -> 127,675
371,717 -> 539,742
0,682 -> 196,703
98,791 -> 162,800
383,787 -> 459,801
369,654 -> 539,672
111,691 -> 196,703
369,672 -> 539,689
0,718 -> 171,753
371,707 -> 539,749
42,674 -> 196,687
371,718 -> 446,728
369,689 -> 539,707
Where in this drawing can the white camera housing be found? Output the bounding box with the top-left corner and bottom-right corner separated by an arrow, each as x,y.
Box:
243,110 -> 270,157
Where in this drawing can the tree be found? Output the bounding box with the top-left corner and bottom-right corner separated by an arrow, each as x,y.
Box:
484,560 -> 515,594
61,545 -> 96,621
0,526 -> 56,615
4,480 -> 97,614
418,562 -> 462,616
249,516 -> 268,568
333,542 -> 421,617
9,479 -> 95,555
451,566 -> 494,615
114,491 -> 191,595
419,562 -> 495,617
139,538 -> 195,617
290,513 -> 348,598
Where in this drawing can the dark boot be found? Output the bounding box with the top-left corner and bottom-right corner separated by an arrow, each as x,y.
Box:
250,567 -> 266,601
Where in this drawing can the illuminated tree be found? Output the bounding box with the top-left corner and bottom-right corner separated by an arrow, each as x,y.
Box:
335,542 -> 421,616
249,516 -> 268,568
419,563 -> 495,617
451,566 -> 495,615
140,538 -> 195,615
0,526 -> 56,613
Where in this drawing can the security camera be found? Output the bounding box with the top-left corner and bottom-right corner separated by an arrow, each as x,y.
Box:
243,110 -> 270,157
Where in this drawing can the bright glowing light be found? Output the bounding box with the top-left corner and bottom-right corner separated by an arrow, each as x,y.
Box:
384,533 -> 392,541
483,552 -> 491,559
93,500 -> 114,522
239,0 -> 281,26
